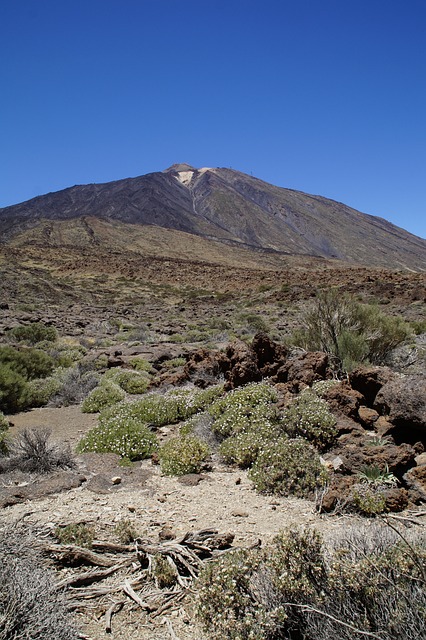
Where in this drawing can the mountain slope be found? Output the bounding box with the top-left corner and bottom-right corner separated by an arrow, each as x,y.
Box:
1,165 -> 425,270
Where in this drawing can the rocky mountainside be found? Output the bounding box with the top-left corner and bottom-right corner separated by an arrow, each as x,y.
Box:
1,164 -> 426,270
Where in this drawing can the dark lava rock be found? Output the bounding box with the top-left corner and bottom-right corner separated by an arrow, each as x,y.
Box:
324,382 -> 363,419
224,340 -> 261,389
251,332 -> 288,376
374,375 -> 426,432
349,366 -> 395,406
276,351 -> 328,386
0,472 -> 86,508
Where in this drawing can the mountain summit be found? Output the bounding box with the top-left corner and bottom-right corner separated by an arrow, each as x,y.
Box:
1,166 -> 425,270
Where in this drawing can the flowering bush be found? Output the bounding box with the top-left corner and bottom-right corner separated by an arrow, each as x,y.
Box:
196,524 -> 426,640
208,382 -> 278,439
104,368 -> 150,394
81,380 -> 125,413
76,416 -> 157,460
280,389 -> 337,450
219,421 -> 281,468
311,379 -> 340,398
159,435 -> 210,476
248,437 -> 328,498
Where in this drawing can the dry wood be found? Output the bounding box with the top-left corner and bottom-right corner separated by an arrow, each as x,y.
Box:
49,529 -> 235,629
57,559 -> 131,588
92,540 -> 134,553
122,579 -> 153,611
105,601 -> 124,633
44,543 -> 118,567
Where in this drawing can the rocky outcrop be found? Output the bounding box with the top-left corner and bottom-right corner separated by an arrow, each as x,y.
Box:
349,366 -> 395,406
375,375 -> 426,431
276,351 -> 329,387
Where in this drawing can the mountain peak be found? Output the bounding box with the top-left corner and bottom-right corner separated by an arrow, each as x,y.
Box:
164,163 -> 197,173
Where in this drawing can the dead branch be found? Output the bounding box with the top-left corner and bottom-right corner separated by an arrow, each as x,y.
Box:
57,559 -> 132,588
44,543 -> 118,567
122,579 -> 153,611
105,601 -> 124,633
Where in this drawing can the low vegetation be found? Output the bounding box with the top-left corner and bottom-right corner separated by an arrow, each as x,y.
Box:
159,435 -> 210,476
76,416 -> 157,460
196,524 -> 426,640
280,389 -> 337,450
0,526 -> 77,640
0,428 -> 74,474
248,437 -> 327,498
292,289 -> 413,371
81,380 -> 125,413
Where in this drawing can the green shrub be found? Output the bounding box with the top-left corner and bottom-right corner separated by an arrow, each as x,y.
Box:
0,364 -> 30,414
159,435 -> 209,476
208,382 -> 278,439
0,411 -> 9,455
219,423 -> 281,468
196,524 -> 426,640
351,484 -> 387,515
76,416 -> 157,460
55,523 -> 94,547
114,520 -> 139,544
280,389 -> 337,450
103,368 -> 150,394
292,289 -> 412,370
153,555 -> 178,588
237,312 -> 270,333
130,357 -> 154,373
411,319 -> 426,335
163,357 -> 186,369
26,376 -> 63,408
7,322 -> 57,345
249,437 -> 327,498
311,379 -> 340,397
0,346 -> 54,381
81,380 -> 125,413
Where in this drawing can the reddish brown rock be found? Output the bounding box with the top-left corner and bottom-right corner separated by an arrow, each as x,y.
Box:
182,347 -> 230,388
251,332 -> 288,376
404,465 -> 426,501
349,366 -> 395,406
324,382 -> 363,419
358,406 -> 379,427
276,351 -> 328,386
383,488 -> 409,512
375,416 -> 394,436
320,475 -> 357,512
224,340 -> 261,389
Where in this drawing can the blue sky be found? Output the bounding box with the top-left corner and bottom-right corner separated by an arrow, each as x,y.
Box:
1,0 -> 425,239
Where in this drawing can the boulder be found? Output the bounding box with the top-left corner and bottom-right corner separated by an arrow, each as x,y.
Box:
374,375 -> 426,431
224,340 -> 261,389
349,366 -> 395,406
251,332 -> 288,376
182,348 -> 230,388
404,465 -> 426,502
358,406 -> 380,427
324,382 -> 363,419
276,351 -> 328,386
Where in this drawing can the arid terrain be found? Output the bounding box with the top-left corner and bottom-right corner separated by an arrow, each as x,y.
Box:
1,167 -> 425,639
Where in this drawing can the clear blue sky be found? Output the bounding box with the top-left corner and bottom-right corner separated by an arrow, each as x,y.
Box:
1,0 -> 425,238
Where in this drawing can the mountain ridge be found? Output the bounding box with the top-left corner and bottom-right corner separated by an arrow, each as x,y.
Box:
1,165 -> 425,271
